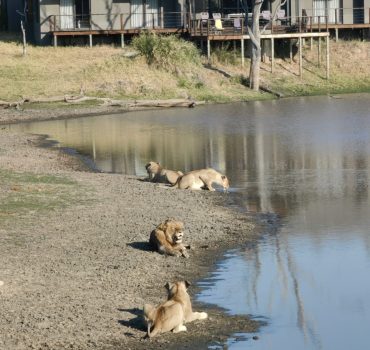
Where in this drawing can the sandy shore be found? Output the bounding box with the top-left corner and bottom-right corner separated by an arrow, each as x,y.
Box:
0,114 -> 261,350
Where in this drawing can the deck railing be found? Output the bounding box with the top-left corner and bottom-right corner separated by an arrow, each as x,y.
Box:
48,12 -> 184,32
189,14 -> 329,37
48,8 -> 370,35
303,7 -> 370,25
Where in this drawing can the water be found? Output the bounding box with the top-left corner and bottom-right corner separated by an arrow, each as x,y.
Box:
8,94 -> 370,349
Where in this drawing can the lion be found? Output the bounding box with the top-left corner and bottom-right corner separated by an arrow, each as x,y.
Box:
149,219 -> 189,258
143,280 -> 208,338
145,161 -> 183,185
174,168 -> 229,191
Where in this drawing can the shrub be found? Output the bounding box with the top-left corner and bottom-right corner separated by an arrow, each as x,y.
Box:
132,32 -> 201,71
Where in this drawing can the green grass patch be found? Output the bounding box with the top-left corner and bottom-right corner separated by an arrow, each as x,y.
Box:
0,169 -> 89,225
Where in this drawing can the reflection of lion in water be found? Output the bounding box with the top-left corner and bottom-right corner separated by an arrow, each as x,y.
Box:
143,281 -> 208,338
149,219 -> 189,258
145,161 -> 183,185
175,168 -> 229,191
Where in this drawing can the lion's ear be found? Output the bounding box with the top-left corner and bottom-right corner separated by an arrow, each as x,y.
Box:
165,282 -> 174,291
185,280 -> 191,288
221,175 -> 226,180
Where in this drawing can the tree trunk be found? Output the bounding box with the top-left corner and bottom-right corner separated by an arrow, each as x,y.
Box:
248,1 -> 263,91
21,20 -> 27,56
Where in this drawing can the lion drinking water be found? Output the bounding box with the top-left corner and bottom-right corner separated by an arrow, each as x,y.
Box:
143,281 -> 208,337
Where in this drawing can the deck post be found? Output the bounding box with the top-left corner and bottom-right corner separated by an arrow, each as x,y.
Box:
53,34 -> 57,48
289,39 -> 293,63
89,34 -> 93,48
318,36 -> 321,67
299,36 -> 303,78
271,37 -> 274,73
200,40 -> 204,52
241,38 -> 244,67
207,38 -> 211,63
335,28 -> 338,42
326,35 -> 330,80
121,33 -> 125,49
310,37 -> 313,50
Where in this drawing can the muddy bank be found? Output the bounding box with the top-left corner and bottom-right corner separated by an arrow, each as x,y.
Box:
0,129 -> 261,350
0,105 -> 132,125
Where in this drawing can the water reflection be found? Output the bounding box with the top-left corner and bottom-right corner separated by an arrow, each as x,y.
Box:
8,94 -> 370,349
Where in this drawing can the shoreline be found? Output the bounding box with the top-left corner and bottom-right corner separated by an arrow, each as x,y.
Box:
1,91 -> 369,127
0,128 -> 262,349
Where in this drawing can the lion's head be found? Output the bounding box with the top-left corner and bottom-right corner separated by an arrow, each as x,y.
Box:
221,175 -> 230,191
165,280 -> 191,299
158,219 -> 184,245
145,161 -> 161,176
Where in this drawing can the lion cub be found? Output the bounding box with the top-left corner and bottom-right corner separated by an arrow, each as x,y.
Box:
145,161 -> 183,185
150,219 -> 189,258
143,281 -> 208,338
175,168 -> 229,191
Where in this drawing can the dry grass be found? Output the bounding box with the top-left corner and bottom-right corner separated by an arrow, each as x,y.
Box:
0,36 -> 369,103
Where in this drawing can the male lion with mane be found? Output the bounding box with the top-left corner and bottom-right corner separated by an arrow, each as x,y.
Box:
143,281 -> 208,338
149,219 -> 189,258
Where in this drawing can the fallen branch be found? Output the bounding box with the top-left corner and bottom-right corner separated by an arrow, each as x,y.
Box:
0,96 -> 202,110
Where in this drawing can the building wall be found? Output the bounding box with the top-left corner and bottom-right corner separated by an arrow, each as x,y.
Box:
6,0 -> 23,31
90,0 -> 130,30
292,0 -> 370,24
39,0 -> 60,44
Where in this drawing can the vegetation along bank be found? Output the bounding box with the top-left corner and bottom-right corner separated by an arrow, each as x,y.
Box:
0,33 -> 369,123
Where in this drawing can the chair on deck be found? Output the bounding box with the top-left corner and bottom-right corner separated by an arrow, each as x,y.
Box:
212,13 -> 224,34
260,10 -> 272,25
233,17 -> 242,32
199,12 -> 209,34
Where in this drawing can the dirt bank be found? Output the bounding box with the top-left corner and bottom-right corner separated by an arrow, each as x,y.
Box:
0,128 -> 261,350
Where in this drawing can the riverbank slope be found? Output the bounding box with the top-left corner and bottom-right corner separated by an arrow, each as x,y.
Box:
0,129 -> 260,349
0,35 -> 369,124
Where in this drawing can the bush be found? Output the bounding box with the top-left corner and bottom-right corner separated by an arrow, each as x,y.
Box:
132,32 -> 201,71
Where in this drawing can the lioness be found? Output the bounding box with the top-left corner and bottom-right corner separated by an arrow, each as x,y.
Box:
150,219 -> 189,258
175,168 -> 229,191
143,281 -> 208,338
145,161 -> 183,185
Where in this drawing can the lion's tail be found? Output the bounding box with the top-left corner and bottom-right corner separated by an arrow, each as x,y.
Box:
170,174 -> 183,188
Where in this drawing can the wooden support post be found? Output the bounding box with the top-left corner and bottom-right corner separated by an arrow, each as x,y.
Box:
299,36 -> 303,78
233,40 -> 236,53
335,28 -> 338,42
160,4 -> 164,28
121,33 -> 125,49
326,35 -> 330,80
200,40 -> 204,52
207,38 -> 211,63
310,37 -> 313,50
53,34 -> 57,47
271,37 -> 274,73
89,34 -> 93,48
241,38 -> 244,67
318,36 -> 321,67
289,39 -> 293,63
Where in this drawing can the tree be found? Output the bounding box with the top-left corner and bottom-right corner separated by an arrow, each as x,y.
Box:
246,0 -> 287,91
16,0 -> 28,56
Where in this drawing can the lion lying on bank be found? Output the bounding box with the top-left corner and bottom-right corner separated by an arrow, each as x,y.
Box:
150,219 -> 189,258
174,168 -> 229,191
145,161 -> 183,185
143,281 -> 208,338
